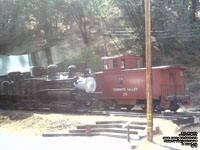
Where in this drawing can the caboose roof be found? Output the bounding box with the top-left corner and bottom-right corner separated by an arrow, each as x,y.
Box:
152,65 -> 188,70
101,55 -> 121,60
101,55 -> 142,60
122,64 -> 188,71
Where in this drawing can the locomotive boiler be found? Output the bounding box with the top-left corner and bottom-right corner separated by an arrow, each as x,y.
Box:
95,55 -> 190,111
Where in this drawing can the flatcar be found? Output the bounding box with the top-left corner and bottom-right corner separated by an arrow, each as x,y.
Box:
95,55 -> 190,111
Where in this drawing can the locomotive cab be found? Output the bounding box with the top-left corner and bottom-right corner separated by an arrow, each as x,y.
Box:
101,55 -> 143,71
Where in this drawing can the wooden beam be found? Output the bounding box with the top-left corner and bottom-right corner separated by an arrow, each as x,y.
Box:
145,0 -> 153,142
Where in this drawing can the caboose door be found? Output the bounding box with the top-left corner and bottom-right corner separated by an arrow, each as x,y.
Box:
169,71 -> 177,96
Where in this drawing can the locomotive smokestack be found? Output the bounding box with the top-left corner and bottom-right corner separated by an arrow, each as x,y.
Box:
47,64 -> 58,80
68,65 -> 77,78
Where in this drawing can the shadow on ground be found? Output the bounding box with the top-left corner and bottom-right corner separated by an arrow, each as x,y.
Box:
0,110 -> 33,120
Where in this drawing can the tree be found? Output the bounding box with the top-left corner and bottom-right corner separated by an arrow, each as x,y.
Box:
114,0 -> 145,59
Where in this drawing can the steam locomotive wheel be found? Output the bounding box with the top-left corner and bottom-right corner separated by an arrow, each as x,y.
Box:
114,104 -> 121,110
102,99 -> 117,110
169,102 -> 180,112
126,105 -> 133,111
141,105 -> 146,112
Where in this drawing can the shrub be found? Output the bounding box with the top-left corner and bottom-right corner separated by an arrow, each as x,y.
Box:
57,48 -> 102,72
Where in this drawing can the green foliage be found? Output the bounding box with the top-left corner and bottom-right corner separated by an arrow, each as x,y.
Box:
89,0 -> 115,19
0,0 -> 200,67
80,49 -> 102,72
190,83 -> 200,93
57,48 -> 102,72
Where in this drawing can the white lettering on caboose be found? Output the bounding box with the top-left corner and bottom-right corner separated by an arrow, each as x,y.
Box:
113,88 -> 126,91
127,88 -> 138,91
113,88 -> 138,92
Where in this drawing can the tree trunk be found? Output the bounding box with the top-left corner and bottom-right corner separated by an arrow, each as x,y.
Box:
44,47 -> 53,65
191,0 -> 197,24
31,52 -> 38,66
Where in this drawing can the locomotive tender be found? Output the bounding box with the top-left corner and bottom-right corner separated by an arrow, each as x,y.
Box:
95,55 -> 190,111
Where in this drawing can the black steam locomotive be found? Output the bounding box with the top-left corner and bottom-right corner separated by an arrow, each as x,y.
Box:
0,64 -> 100,111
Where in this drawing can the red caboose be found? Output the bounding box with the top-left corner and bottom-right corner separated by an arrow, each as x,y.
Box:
95,55 -> 190,111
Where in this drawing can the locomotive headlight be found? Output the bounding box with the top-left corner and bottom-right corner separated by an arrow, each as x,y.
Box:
85,77 -> 96,93
75,77 -> 96,93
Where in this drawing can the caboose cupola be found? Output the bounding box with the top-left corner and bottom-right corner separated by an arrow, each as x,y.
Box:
101,55 -> 143,71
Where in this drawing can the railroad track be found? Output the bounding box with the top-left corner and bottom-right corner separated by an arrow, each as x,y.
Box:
88,110 -> 200,125
0,98 -> 200,125
88,109 -> 200,118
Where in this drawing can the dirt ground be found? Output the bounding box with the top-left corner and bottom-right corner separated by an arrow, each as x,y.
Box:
0,109 -> 199,150
0,110 -> 134,136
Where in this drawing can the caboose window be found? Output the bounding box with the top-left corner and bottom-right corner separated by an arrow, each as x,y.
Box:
119,78 -> 123,86
170,73 -> 174,80
137,59 -> 142,68
113,59 -> 118,68
104,60 -> 108,70
121,58 -> 126,68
